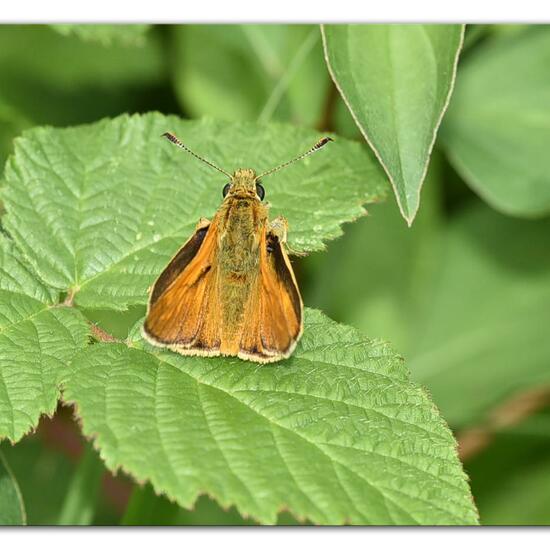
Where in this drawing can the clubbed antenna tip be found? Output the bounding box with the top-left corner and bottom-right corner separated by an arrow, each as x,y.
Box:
256,136 -> 334,180
315,137 -> 334,149
162,132 -> 179,144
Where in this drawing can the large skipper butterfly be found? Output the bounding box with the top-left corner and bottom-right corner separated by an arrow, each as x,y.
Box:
143,132 -> 332,363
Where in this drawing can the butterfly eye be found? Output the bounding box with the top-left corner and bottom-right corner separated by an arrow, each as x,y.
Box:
222,183 -> 231,197
255,183 -> 265,201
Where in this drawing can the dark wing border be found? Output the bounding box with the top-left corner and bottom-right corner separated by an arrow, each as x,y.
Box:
149,224 -> 210,305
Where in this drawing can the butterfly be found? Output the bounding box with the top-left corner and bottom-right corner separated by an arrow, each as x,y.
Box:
143,132 -> 332,363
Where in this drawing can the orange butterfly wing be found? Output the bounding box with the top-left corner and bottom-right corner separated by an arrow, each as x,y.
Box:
239,228 -> 303,362
143,222 -> 222,353
144,220 -> 303,363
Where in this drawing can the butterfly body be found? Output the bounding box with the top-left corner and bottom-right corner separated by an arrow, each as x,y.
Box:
143,132 -> 332,364
143,168 -> 303,363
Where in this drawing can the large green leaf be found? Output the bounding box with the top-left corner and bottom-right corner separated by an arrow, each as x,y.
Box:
441,26 -> 550,217
64,308 -> 477,525
322,24 -> 464,224
0,451 -> 25,525
171,25 -> 327,126
2,112 -> 387,310
0,235 -> 56,304
409,205 -> 550,427
0,236 -> 90,442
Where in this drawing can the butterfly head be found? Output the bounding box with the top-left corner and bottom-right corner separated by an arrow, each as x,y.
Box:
222,169 -> 265,201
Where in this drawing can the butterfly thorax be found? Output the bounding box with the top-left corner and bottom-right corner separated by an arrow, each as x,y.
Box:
217,168 -> 268,275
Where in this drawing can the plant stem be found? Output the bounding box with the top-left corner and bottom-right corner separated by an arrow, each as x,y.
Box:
89,322 -> 120,343
257,28 -> 319,124
241,25 -> 284,78
458,386 -> 550,461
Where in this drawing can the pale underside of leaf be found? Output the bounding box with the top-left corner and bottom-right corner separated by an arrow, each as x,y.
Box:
321,24 -> 464,225
64,309 -> 478,526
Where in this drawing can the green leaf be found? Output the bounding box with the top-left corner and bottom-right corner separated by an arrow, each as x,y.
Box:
0,234 -> 57,304
0,450 -> 26,525
0,423 -> 121,525
0,295 -> 88,443
301,158 -> 550,429
0,235 -> 90,442
57,443 -> 105,525
0,432 -> 76,525
441,26 -> 550,217
0,25 -> 164,93
0,25 -> 166,129
2,112 -> 387,310
466,407 -> 550,525
171,25 -> 328,126
51,24 -> 151,47
322,24 -> 464,224
301,152 -> 444,354
64,308 -> 478,526
409,205 -> 550,427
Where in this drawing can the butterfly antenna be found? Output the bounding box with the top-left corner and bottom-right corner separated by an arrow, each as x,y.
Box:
256,137 -> 333,180
162,132 -> 232,178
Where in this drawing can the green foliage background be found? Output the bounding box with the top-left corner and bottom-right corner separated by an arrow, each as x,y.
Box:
0,23 -> 549,526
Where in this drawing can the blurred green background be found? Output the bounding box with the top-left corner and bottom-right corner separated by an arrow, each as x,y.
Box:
1,23 -> 549,525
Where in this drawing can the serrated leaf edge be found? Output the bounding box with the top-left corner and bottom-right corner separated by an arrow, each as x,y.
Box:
62,310 -> 479,526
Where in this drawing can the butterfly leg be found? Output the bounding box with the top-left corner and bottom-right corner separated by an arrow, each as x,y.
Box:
267,215 -> 288,243
268,216 -> 304,256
